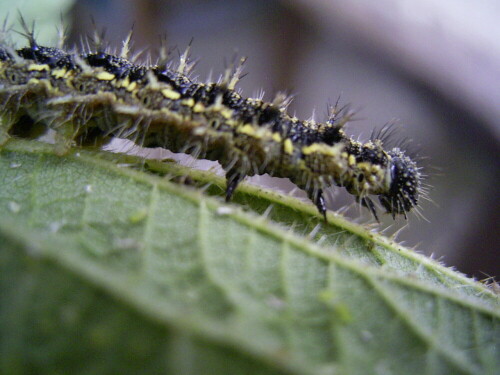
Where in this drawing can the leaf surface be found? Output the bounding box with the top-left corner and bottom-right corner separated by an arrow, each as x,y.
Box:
0,139 -> 498,375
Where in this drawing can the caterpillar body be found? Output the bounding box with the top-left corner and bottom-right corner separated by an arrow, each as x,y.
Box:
0,21 -> 422,221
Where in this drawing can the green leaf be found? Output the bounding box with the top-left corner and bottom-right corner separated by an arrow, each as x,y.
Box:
0,0 -> 75,45
0,139 -> 498,375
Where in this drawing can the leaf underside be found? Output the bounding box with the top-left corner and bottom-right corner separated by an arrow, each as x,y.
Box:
0,139 -> 498,375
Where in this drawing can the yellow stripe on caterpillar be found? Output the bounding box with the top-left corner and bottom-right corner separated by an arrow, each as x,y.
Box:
193,102 -> 205,113
28,63 -> 49,71
161,88 -> 181,100
96,71 -> 115,81
181,98 -> 195,107
284,139 -> 294,154
302,143 -> 341,157
126,81 -> 137,92
51,68 -> 68,79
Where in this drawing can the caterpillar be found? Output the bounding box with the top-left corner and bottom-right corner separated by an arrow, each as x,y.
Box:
0,19 -> 423,221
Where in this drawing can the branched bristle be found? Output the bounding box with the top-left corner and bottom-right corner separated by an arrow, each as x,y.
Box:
177,38 -> 194,75
0,15 -> 11,43
129,46 -> 147,63
89,16 -> 107,53
56,13 -> 67,49
120,25 -> 134,59
327,97 -> 354,129
16,12 -> 37,47
228,56 -> 247,90
272,92 -> 293,111
157,34 -> 172,67
72,53 -> 91,73
370,122 -> 399,144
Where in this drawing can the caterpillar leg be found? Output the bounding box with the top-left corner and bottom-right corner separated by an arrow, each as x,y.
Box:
53,122 -> 75,155
308,188 -> 327,221
225,170 -> 244,202
357,196 -> 379,222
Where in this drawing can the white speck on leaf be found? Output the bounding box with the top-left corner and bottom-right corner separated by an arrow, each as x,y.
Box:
8,201 -> 20,213
216,206 -> 233,215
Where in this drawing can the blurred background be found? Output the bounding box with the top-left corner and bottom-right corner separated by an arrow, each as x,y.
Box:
11,0 -> 500,279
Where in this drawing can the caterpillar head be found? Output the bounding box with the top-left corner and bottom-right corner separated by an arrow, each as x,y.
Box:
379,148 -> 420,219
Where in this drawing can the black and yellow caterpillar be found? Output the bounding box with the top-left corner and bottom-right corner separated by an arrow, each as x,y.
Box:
0,20 -> 422,220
